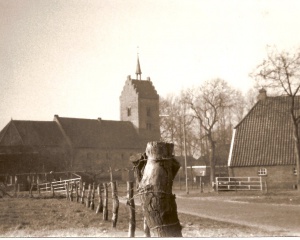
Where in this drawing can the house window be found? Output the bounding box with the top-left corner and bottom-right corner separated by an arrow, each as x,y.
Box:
258,168 -> 267,176
147,107 -> 151,117
127,107 -> 131,116
293,167 -> 297,175
146,123 -> 152,130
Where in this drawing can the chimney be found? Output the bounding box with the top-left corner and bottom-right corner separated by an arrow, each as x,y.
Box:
257,88 -> 267,101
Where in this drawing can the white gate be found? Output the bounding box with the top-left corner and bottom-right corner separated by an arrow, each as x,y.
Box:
216,177 -> 263,192
38,177 -> 81,194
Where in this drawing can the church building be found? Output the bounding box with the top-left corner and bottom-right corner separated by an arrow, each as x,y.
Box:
0,57 -> 160,184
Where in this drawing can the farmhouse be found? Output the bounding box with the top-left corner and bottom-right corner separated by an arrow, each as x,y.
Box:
0,57 -> 160,185
228,89 -> 299,189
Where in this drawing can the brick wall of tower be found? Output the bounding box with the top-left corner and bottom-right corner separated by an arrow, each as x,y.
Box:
138,98 -> 160,141
120,77 -> 160,143
120,79 -> 139,129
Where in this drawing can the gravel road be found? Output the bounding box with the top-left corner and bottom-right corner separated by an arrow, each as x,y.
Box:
175,195 -> 300,236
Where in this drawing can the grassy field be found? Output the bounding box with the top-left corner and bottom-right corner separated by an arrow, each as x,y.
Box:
0,189 -> 290,237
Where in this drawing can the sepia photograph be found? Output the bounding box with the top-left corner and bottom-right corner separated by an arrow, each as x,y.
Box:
0,0 -> 300,237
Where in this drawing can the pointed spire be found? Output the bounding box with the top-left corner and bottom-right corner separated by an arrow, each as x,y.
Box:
135,48 -> 142,80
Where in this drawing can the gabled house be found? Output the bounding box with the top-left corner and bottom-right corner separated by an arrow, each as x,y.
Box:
228,89 -> 299,189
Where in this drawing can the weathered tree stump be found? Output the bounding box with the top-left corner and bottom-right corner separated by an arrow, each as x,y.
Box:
111,181 -> 119,228
132,141 -> 182,237
95,183 -> 103,214
103,183 -> 108,221
127,181 -> 136,237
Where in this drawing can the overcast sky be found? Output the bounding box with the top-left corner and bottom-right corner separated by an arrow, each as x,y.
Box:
1,0 -> 300,129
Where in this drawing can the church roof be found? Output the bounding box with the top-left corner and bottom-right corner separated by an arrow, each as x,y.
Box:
0,120 -> 66,147
229,96 -> 300,167
131,79 -> 159,99
55,116 -> 143,149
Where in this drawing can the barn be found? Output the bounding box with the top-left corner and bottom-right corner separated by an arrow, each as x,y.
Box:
228,89 -> 299,189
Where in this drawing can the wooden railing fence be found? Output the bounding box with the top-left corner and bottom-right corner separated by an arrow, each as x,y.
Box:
216,177 -> 263,192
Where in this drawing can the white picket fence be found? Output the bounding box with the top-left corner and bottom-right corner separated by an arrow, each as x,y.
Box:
216,177 -> 263,192
38,176 -> 81,194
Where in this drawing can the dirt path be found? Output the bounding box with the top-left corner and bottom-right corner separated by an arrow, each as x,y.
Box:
175,195 -> 300,236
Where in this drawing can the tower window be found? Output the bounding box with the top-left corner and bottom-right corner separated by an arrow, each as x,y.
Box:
127,107 -> 131,116
147,107 -> 151,117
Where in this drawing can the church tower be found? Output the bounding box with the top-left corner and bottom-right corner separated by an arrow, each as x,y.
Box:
120,55 -> 160,144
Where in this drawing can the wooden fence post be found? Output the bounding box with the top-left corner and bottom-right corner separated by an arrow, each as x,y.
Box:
86,184 -> 91,208
95,184 -> 103,214
29,176 -> 33,197
200,177 -> 203,193
127,181 -> 136,237
76,182 -> 79,202
103,183 -> 108,221
131,141 -> 182,237
90,182 -> 95,210
70,182 -> 74,201
51,183 -> 55,197
14,177 -> 18,197
81,182 -> 85,204
66,182 -> 69,200
111,181 -> 119,228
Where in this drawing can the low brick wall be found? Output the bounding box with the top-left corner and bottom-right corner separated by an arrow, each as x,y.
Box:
229,165 -> 297,189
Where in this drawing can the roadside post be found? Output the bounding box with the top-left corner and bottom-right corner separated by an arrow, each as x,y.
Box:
131,141 -> 182,237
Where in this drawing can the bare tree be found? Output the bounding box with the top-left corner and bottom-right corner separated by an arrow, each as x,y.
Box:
244,88 -> 258,112
183,79 -> 238,185
160,94 -> 198,157
251,46 -> 300,190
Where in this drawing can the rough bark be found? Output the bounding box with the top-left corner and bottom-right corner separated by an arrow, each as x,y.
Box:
132,141 -> 182,237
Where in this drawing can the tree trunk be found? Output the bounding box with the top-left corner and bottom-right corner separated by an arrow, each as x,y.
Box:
132,141 -> 182,237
